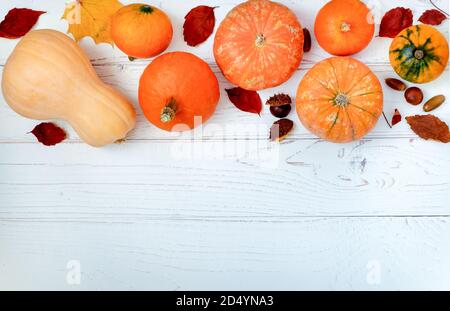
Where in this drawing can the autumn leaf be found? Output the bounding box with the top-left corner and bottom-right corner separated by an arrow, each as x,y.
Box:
183,6 -> 217,47
406,115 -> 450,143
62,0 -> 123,45
392,109 -> 402,126
419,9 -> 447,26
225,87 -> 262,115
30,123 -> 67,146
0,8 -> 45,39
379,7 -> 413,38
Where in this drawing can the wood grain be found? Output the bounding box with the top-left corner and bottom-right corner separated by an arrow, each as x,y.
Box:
1,217 -> 449,290
0,0 -> 449,290
1,139 -> 449,217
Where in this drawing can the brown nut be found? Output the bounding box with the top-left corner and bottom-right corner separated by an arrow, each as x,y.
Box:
270,105 -> 291,118
404,87 -> 424,105
423,95 -> 446,112
270,119 -> 294,142
303,28 -> 312,52
385,78 -> 407,91
266,94 -> 292,107
267,94 -> 292,118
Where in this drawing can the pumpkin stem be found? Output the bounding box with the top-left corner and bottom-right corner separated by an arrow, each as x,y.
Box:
255,34 -> 266,48
340,22 -> 351,32
160,98 -> 177,123
140,5 -> 154,14
414,49 -> 425,60
334,93 -> 349,106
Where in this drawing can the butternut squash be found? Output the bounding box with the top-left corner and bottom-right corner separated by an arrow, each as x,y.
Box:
1,29 -> 136,147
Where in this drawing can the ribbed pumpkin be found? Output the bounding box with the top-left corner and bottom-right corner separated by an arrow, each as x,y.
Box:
296,57 -> 383,143
390,25 -> 449,84
214,0 -> 304,91
2,30 -> 136,147
314,0 -> 375,56
111,4 -> 173,59
138,52 -> 220,132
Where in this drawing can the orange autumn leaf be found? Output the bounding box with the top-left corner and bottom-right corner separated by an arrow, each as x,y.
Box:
406,115 -> 450,143
62,0 -> 123,45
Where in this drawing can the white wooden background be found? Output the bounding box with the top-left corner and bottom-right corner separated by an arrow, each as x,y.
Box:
1,0 -> 450,290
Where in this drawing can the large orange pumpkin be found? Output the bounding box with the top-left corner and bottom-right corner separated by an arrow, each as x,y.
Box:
314,0 -> 374,56
296,57 -> 383,143
139,52 -> 220,132
111,4 -> 173,58
214,0 -> 304,91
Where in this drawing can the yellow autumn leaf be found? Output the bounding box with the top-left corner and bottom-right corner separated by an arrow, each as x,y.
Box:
62,0 -> 123,45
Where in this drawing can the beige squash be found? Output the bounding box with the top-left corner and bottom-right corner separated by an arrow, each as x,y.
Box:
1,29 -> 136,147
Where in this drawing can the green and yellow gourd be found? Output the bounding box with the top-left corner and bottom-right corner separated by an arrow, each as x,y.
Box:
389,25 -> 449,84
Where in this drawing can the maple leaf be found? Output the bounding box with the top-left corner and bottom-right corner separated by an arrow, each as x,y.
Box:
62,0 -> 123,45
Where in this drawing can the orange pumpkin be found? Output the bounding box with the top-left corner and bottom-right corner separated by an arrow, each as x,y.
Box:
214,0 -> 304,91
314,0 -> 374,56
389,25 -> 449,84
139,52 -> 220,132
296,57 -> 383,143
111,4 -> 173,58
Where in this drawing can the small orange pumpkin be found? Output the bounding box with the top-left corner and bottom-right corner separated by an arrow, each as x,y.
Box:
139,52 -> 220,132
214,0 -> 304,91
111,3 -> 173,59
314,0 -> 374,56
296,57 -> 383,143
389,25 -> 449,84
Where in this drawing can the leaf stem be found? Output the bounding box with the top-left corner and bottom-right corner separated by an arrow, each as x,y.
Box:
382,111 -> 392,129
430,0 -> 449,17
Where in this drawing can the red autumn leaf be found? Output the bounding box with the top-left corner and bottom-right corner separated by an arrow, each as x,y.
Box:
30,122 -> 67,146
379,7 -> 413,38
392,109 -> 402,126
183,6 -> 217,47
225,87 -> 262,115
406,115 -> 450,143
0,8 -> 46,39
419,9 -> 447,26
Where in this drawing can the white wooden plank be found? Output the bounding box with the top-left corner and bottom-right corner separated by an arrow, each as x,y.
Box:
1,138 -> 449,217
1,0 -> 450,291
1,217 -> 449,290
